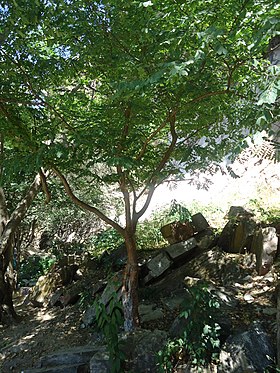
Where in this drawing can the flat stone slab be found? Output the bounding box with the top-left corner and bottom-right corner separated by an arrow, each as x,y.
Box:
165,237 -> 197,261
139,303 -> 164,323
147,251 -> 172,277
23,364 -> 87,373
39,346 -> 99,368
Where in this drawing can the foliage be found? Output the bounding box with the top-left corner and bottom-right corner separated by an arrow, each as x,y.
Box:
79,289 -> 94,311
248,197 -> 280,224
1,0 -> 279,330
19,255 -> 56,285
136,200 -> 192,249
157,282 -> 221,372
94,292 -> 125,373
89,228 -> 123,258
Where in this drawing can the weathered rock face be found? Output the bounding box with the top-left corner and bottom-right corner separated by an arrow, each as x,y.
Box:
28,264 -> 79,307
165,238 -> 198,262
142,251 -> 173,285
121,329 -> 168,373
191,213 -> 210,233
218,322 -> 275,373
252,227 -> 278,275
89,329 -> 168,373
81,272 -> 122,328
161,221 -> 195,244
218,219 -> 257,254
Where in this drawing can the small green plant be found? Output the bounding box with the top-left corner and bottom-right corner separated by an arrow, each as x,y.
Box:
90,228 -> 123,257
157,282 -> 221,372
248,198 -> 280,224
79,289 -> 93,310
19,255 -> 56,285
94,291 -> 125,373
136,200 -> 192,250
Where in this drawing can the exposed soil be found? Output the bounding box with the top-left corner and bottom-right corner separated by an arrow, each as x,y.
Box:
0,250 -> 279,373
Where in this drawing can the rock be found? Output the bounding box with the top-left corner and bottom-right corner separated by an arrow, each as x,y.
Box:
218,322 -> 275,373
165,238 -> 198,262
218,219 -> 257,254
39,346 -> 99,368
122,329 -> 168,373
101,243 -> 127,270
139,303 -> 164,323
252,227 -> 278,275
161,294 -> 185,311
184,276 -> 201,287
160,221 -> 195,244
60,290 -> 80,307
191,213 -> 210,232
22,364 -> 89,373
82,272 -> 122,327
195,228 -> 217,250
143,252 -> 172,284
48,288 -> 64,307
227,206 -> 254,219
89,351 -> 110,373
28,264 -> 79,306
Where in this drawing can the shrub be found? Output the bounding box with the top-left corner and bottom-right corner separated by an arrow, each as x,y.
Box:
157,282 -> 221,372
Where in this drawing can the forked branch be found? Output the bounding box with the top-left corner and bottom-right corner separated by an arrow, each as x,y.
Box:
53,167 -> 125,235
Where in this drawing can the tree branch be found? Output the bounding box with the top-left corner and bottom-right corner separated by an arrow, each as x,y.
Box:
39,168 -> 51,204
136,112 -> 172,161
134,110 -> 178,221
52,167 -> 125,235
186,90 -> 231,105
0,172 -> 43,255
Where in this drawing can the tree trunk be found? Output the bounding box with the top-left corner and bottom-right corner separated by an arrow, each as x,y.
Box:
0,173 -> 43,320
122,228 -> 140,332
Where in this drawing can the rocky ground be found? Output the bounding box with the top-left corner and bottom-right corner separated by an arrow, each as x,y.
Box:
0,243 -> 279,372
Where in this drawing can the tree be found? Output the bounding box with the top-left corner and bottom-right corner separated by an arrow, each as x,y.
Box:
0,0 -> 279,330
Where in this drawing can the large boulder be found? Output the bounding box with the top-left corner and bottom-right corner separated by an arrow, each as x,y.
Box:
142,251 -> 173,285
165,237 -> 198,262
28,264 -> 79,307
123,329 -> 168,373
89,329 -> 168,373
161,221 -> 195,244
252,227 -> 278,275
191,213 -> 210,233
218,322 -> 275,373
218,206 -> 257,254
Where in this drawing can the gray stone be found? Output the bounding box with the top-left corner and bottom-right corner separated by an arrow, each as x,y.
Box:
22,364 -> 88,373
48,288 -> 64,307
122,329 -> 168,373
191,213 -> 210,232
82,305 -> 97,328
139,303 -> 164,323
146,251 -> 172,277
160,221 -> 195,244
195,229 -> 217,250
82,272 -> 122,327
90,351 -> 110,373
252,227 -> 278,275
227,206 -> 254,219
218,219 -> 257,254
165,237 -> 197,261
162,295 -> 185,311
218,322 -> 275,373
39,345 -> 99,368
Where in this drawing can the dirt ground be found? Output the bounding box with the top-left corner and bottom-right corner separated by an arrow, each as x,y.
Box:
0,253 -> 279,373
0,294 -> 94,372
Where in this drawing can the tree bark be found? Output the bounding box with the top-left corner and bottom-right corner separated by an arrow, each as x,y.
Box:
0,172 -> 43,320
122,228 -> 139,332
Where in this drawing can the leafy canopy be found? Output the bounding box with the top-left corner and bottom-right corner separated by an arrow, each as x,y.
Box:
0,0 -> 279,208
